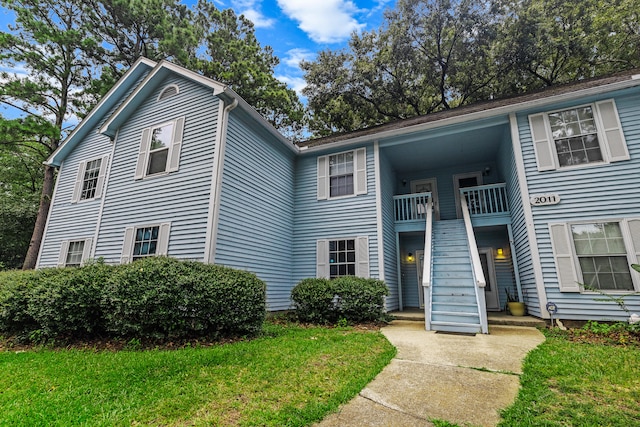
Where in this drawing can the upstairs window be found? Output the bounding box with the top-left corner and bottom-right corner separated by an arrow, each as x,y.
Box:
71,155 -> 109,203
157,84 -> 179,101
529,99 -> 629,171
135,117 -> 185,179
317,148 -> 367,200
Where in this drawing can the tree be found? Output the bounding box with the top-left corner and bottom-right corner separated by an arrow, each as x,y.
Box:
302,0 -> 501,136
0,0 -> 101,269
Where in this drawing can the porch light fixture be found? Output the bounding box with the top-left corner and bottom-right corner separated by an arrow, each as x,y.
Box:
496,248 -> 504,258
407,252 -> 414,262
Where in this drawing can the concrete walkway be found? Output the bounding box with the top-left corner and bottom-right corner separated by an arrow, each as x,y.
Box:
316,320 -> 545,427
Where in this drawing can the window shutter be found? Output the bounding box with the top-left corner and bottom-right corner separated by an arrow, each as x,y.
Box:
94,154 -> 109,199
58,240 -> 70,267
168,117 -> 185,172
121,227 -> 135,264
528,113 -> 556,171
626,218 -> 640,266
595,99 -> 630,163
72,161 -> 86,203
81,238 -> 93,265
316,239 -> 329,278
354,148 -> 367,195
157,222 -> 171,256
355,236 -> 370,278
549,223 -> 580,292
135,128 -> 151,179
317,156 -> 328,200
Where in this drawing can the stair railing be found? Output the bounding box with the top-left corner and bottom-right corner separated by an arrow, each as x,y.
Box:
460,196 -> 489,334
422,198 -> 434,331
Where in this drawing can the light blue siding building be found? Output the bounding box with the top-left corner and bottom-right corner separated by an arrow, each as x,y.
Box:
39,59 -> 640,330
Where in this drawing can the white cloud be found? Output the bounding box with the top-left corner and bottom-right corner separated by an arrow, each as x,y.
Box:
276,0 -> 365,43
232,0 -> 275,28
283,48 -> 315,69
276,74 -> 307,98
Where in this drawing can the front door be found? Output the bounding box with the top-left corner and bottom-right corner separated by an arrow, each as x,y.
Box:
416,250 -> 425,308
411,178 -> 440,220
479,248 -> 500,311
453,172 -> 483,218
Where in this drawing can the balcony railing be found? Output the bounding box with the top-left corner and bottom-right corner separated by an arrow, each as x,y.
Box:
394,192 -> 431,222
460,183 -> 509,216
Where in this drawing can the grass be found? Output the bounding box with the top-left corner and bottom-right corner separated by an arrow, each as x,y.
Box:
499,331 -> 640,427
0,322 -> 395,426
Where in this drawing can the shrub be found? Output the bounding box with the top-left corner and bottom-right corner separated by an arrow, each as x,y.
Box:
291,277 -> 389,324
290,278 -> 337,323
333,277 -> 388,322
0,269 -> 39,334
102,257 -> 266,339
27,262 -> 113,338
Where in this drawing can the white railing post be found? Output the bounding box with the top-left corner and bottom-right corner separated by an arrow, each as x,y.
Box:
422,198 -> 433,331
460,196 -> 489,334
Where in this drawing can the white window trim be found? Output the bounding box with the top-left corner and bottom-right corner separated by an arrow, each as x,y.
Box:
120,222 -> 171,264
549,218 -> 640,293
134,116 -> 185,180
316,236 -> 370,279
528,99 -> 629,172
71,154 -> 109,203
317,147 -> 367,200
57,238 -> 92,267
157,84 -> 179,101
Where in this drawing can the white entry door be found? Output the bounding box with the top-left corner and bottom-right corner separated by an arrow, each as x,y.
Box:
410,178 -> 439,220
479,248 -> 500,311
416,250 -> 425,308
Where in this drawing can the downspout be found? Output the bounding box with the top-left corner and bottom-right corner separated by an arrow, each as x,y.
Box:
205,96 -> 238,264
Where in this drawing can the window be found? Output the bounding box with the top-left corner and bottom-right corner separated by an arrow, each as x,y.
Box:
316,236 -> 369,278
71,155 -> 109,203
135,117 -> 185,179
329,152 -> 354,197
317,148 -> 367,200
157,84 -> 179,101
329,239 -> 356,278
121,223 -> 171,263
529,99 -> 629,171
549,106 -> 602,167
549,219 -> 640,293
571,223 -> 633,291
57,238 -> 92,267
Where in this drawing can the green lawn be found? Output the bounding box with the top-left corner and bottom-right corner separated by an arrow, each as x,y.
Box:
0,322 -> 395,426
499,333 -> 640,427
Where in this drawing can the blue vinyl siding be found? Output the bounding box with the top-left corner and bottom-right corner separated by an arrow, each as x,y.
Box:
214,110 -> 296,311
496,131 -> 541,315
293,143 -> 379,283
517,90 -> 640,320
475,228 -> 515,310
94,75 -> 219,263
37,71 -> 151,267
399,233 -> 424,307
379,149 -> 399,310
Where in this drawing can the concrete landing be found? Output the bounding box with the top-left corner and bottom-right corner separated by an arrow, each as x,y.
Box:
390,308 -> 547,328
315,320 -> 545,427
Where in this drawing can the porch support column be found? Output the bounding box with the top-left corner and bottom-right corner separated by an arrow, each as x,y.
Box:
507,224 -> 524,302
396,232 -> 403,311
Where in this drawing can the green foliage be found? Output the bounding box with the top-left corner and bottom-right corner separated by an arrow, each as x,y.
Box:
102,257 -> 266,339
0,258 -> 266,341
291,277 -> 389,324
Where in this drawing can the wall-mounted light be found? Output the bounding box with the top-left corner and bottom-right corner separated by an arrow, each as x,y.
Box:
402,179 -> 407,187
496,248 -> 505,258
407,252 -> 414,262
483,166 -> 491,176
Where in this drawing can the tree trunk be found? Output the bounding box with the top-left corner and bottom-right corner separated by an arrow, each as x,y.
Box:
22,165 -> 56,269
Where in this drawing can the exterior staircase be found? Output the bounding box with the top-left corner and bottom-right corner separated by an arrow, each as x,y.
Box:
429,219 -> 483,334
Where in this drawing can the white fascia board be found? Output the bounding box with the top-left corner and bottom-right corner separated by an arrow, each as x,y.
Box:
99,60 -> 227,137
222,87 -> 299,153
46,57 -> 157,166
301,78 -> 640,154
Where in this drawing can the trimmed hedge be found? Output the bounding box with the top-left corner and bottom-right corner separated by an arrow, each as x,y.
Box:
291,276 -> 388,324
0,257 -> 266,342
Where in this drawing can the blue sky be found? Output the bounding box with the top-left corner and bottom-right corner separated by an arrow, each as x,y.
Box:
0,0 -> 394,99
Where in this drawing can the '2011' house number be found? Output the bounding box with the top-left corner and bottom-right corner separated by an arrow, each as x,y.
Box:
530,193 -> 561,206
